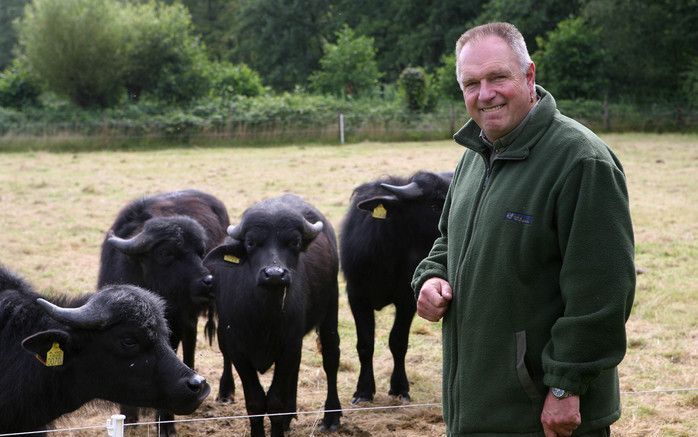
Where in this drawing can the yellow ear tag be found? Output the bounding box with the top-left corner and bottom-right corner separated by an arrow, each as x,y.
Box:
45,342 -> 64,367
372,204 -> 387,219
224,254 -> 240,264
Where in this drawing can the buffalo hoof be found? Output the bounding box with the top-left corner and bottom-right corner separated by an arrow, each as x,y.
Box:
216,394 -> 234,404
319,415 -> 340,432
157,423 -> 176,437
389,392 -> 411,404
350,395 -> 373,405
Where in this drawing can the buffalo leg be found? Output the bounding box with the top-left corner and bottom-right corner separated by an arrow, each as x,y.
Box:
347,287 -> 376,403
318,290 -> 342,432
387,297 -> 416,401
120,405 -> 139,427
267,337 -> 302,437
235,358 -> 267,437
156,411 -> 176,437
181,315 -> 198,369
217,355 -> 235,403
154,328 -> 182,437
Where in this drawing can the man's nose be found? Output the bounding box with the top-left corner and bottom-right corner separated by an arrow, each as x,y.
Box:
478,81 -> 496,101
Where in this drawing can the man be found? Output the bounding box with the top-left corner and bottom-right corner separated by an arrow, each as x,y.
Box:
412,22 -> 635,437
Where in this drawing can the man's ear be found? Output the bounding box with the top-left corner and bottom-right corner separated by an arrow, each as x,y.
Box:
204,239 -> 246,269
22,329 -> 71,368
357,195 -> 399,219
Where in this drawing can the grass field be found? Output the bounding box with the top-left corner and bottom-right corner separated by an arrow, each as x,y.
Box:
0,133 -> 696,436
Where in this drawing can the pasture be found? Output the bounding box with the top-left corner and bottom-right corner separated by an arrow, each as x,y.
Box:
0,133 -> 696,436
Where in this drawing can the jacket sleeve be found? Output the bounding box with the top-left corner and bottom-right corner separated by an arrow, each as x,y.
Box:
411,171 -> 454,298
542,157 -> 636,394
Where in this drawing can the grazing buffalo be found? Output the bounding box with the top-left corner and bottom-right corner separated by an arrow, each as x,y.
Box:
204,194 -> 341,437
98,189 -> 229,436
340,171 -> 452,404
0,264 -> 210,436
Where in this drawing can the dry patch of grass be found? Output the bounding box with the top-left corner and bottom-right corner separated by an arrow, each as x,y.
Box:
1,134 -> 696,436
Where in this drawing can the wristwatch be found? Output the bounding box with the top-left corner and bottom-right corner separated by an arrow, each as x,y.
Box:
551,387 -> 575,399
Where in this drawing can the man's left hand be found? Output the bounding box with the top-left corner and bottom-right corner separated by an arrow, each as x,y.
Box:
540,390 -> 581,437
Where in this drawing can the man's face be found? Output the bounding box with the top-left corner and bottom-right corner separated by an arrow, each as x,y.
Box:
458,35 -> 535,142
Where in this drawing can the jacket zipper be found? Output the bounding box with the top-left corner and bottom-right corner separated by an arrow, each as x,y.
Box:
449,151 -> 493,424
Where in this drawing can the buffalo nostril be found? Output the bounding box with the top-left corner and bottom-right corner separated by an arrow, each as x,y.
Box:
187,374 -> 206,393
202,274 -> 213,286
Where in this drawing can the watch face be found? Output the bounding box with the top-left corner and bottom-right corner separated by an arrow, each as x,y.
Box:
551,387 -> 566,398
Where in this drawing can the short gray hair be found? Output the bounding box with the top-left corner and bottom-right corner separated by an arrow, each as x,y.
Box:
455,22 -> 532,89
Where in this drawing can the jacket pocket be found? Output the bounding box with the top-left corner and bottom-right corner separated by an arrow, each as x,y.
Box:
515,330 -> 543,403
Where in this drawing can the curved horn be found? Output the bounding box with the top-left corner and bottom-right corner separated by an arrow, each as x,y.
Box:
302,219 -> 324,240
37,298 -> 113,329
107,230 -> 155,255
226,224 -> 242,240
380,181 -> 423,200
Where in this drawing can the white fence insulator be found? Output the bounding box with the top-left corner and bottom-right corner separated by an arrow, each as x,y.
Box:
106,414 -> 125,437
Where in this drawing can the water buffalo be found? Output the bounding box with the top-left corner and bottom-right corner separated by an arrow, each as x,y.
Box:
204,194 -> 341,437
0,264 -> 210,435
340,171 -> 452,404
98,189 -> 229,435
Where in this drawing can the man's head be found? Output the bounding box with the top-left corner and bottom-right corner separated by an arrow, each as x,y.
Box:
455,22 -> 537,142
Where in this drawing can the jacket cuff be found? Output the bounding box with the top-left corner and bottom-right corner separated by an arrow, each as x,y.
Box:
411,268 -> 447,299
543,373 -> 590,395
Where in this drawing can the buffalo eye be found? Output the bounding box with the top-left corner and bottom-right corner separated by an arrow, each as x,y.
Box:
245,237 -> 256,251
120,336 -> 139,351
154,246 -> 175,264
288,235 -> 302,251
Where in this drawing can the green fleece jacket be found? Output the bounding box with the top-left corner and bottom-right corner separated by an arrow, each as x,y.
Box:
412,86 -> 635,436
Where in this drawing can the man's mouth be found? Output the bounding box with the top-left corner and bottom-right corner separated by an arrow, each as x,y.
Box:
481,104 -> 505,113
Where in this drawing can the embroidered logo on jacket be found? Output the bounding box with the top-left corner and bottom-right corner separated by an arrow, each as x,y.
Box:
504,211 -> 534,225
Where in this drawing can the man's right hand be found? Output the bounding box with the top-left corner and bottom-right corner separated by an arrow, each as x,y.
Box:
417,277 -> 453,322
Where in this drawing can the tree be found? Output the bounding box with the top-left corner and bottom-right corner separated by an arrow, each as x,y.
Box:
432,54 -> 460,102
332,0 -> 486,82
17,0 -> 127,107
399,67 -> 430,111
682,57 -> 698,108
231,0 -> 332,91
0,0 -> 30,71
171,0 -> 240,61
533,17 -> 608,100
471,0 -> 583,54
122,1 -> 210,103
309,26 -> 381,98
583,0 -> 698,104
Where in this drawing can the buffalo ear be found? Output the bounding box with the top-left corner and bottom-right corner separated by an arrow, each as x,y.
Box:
22,329 -> 72,369
204,240 -> 246,270
357,195 -> 399,219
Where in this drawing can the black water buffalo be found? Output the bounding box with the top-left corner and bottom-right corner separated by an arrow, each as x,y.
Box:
98,189 -> 229,435
204,194 -> 341,437
340,171 -> 452,404
0,264 -> 210,435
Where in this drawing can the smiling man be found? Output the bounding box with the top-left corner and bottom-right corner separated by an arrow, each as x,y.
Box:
412,22 -> 635,437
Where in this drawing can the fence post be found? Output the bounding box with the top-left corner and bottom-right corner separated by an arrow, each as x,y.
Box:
339,113 -> 345,144
106,414 -> 125,437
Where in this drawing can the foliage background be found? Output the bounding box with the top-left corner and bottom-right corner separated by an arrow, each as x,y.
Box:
0,0 -> 697,141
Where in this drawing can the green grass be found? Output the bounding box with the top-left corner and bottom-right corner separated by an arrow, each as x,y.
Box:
0,133 -> 696,436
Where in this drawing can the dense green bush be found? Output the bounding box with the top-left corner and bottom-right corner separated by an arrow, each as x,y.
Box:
208,62 -> 267,99
310,26 -> 382,98
0,60 -> 41,109
122,1 -> 209,103
399,67 -> 430,111
18,0 -> 126,108
15,0 -> 215,107
533,17 -> 608,100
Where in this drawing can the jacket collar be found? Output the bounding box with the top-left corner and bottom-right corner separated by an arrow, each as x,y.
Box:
453,85 -> 557,160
